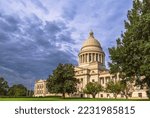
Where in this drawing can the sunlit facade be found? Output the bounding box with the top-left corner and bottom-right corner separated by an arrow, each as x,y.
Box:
74,32 -> 147,99
34,32 -> 148,99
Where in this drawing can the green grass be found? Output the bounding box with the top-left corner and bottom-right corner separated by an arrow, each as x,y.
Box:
0,97 -> 149,101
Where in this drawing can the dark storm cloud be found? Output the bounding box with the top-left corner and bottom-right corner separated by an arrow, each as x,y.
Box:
0,0 -> 133,89
0,13 -> 20,33
0,12 -> 76,88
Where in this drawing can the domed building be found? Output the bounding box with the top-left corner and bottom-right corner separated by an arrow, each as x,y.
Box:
78,31 -> 105,69
34,31 -> 147,99
74,31 -> 147,98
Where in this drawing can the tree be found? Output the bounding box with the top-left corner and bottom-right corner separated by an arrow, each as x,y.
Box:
83,82 -> 103,98
46,63 -> 78,98
26,90 -> 34,97
106,81 -> 122,99
120,78 -> 134,99
0,77 -> 9,96
108,0 -> 150,98
8,84 -> 27,97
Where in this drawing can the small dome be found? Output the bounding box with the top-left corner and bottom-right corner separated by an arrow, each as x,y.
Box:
82,32 -> 101,48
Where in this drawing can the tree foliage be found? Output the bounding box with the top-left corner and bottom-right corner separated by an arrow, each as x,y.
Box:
109,0 -> 150,98
83,82 -> 103,98
0,77 -> 9,96
106,81 -> 122,99
120,78 -> 135,99
46,63 -> 78,98
8,84 -> 27,97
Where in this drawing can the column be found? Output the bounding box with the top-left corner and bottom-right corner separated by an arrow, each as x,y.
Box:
99,54 -> 101,63
103,77 -> 105,84
104,77 -> 106,86
103,54 -> 105,65
98,54 -> 100,62
83,54 -> 84,63
87,53 -> 89,62
92,53 -> 94,62
86,54 -> 87,63
85,54 -> 87,63
101,54 -> 103,63
95,53 -> 98,62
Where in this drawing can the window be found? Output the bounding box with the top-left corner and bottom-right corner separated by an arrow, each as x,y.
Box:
100,77 -> 104,84
101,94 -> 103,98
92,79 -> 95,82
138,93 -> 142,98
106,76 -> 110,82
102,78 -> 104,84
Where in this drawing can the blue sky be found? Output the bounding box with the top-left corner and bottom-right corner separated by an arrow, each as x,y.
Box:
0,0 -> 132,89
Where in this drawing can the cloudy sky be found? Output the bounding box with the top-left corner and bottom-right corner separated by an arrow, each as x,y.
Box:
0,0 -> 132,89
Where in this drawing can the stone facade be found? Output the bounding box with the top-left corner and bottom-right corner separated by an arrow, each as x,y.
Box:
74,32 -> 147,99
34,32 -> 148,99
34,80 -> 48,97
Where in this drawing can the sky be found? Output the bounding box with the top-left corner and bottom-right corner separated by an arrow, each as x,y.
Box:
0,0 -> 133,89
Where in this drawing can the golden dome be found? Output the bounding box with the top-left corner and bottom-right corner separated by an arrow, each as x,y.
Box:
80,31 -> 102,53
78,31 -> 105,66
82,31 -> 101,48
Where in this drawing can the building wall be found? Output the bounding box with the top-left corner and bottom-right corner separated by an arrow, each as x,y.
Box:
34,32 -> 148,99
74,66 -> 148,99
34,80 -> 48,97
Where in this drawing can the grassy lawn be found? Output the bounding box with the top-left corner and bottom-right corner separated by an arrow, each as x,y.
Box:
0,97 -> 149,101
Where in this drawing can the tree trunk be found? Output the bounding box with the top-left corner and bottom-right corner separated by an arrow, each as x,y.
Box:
125,94 -> 128,99
92,94 -> 96,98
125,88 -> 128,99
114,94 -> 117,99
62,92 -> 65,99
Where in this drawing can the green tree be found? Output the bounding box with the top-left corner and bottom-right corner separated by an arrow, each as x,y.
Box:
47,63 -> 78,98
120,78 -> 134,99
0,77 -> 9,96
109,0 -> 150,98
26,90 -> 34,97
83,82 -> 103,98
8,84 -> 27,97
106,81 -> 122,99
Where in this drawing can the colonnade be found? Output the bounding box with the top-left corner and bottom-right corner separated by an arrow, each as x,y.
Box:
79,53 -> 104,64
99,75 -> 119,85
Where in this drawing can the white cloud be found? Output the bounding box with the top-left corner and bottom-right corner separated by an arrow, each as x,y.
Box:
0,0 -> 133,88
